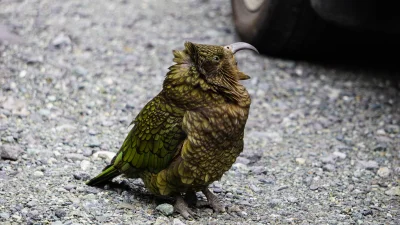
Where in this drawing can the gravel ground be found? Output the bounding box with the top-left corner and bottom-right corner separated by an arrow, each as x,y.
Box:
1,0 -> 399,224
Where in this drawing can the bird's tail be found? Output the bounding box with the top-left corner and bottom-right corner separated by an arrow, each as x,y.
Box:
86,165 -> 120,186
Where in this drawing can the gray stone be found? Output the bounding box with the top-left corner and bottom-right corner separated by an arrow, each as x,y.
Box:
26,200 -> 37,207
73,172 -> 91,181
323,164 -> 336,172
33,171 -> 44,177
1,136 -> 15,143
295,158 -> 306,165
64,184 -> 76,191
321,155 -> 335,164
235,156 -> 250,165
268,199 -> 281,208
82,149 -> 93,157
51,33 -> 71,48
173,218 -> 186,225
377,167 -> 391,178
88,129 -> 98,136
358,160 -> 379,170
73,66 -> 88,77
250,184 -> 261,193
385,124 -> 399,134
333,151 -> 347,159
154,216 -> 170,225
0,144 -> 21,161
385,187 -> 400,196
101,120 -> 114,127
64,153 -> 85,161
80,160 -> 91,171
87,137 -> 101,148
373,144 -> 387,151
92,151 -> 115,161
287,196 -> 299,203
0,212 -> 10,219
310,182 -> 319,191
156,203 -> 174,216
361,209 -> 373,216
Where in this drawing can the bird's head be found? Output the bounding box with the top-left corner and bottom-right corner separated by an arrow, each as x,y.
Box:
184,42 -> 258,86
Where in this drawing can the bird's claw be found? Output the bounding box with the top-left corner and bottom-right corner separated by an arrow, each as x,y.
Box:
174,195 -> 198,220
202,188 -> 226,213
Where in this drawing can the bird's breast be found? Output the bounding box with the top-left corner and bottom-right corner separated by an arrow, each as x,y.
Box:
181,103 -> 250,186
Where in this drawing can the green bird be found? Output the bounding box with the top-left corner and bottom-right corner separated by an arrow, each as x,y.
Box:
86,41 -> 258,219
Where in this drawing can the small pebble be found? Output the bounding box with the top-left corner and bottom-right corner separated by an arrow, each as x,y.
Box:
250,184 -> 261,193
87,137 -> 101,147
385,124 -> 399,134
358,160 -> 379,170
0,145 -> 21,161
51,221 -> 63,225
154,216 -> 170,225
385,186 -> 400,196
64,184 -> 76,191
82,149 -> 93,157
295,158 -> 306,165
287,196 -> 299,203
373,144 -> 387,151
238,210 -> 248,218
33,171 -> 44,177
377,167 -> 391,178
321,155 -> 335,164
310,183 -> 319,191
88,129 -> 98,135
26,200 -> 37,207
173,218 -> 186,225
64,153 -> 85,161
93,151 -> 115,161
80,160 -> 91,171
376,129 -> 386,135
333,151 -> 346,159
55,209 -> 67,218
73,172 -> 91,181
235,156 -> 250,165
0,212 -> 10,219
362,209 -> 373,216
156,203 -> 174,216
268,199 -> 281,208
323,164 -> 336,172
277,185 -> 288,191
51,33 -> 71,48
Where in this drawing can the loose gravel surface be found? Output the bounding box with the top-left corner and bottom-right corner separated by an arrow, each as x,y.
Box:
1,0 -> 399,224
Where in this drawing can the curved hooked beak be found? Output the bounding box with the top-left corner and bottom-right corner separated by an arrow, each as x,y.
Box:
224,42 -> 259,54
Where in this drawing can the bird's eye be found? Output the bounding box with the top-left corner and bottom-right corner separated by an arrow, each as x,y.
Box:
213,56 -> 220,62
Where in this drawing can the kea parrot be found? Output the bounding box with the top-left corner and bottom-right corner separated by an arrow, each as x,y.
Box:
86,41 -> 258,219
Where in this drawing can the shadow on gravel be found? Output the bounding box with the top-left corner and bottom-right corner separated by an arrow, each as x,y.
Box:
311,56 -> 400,84
268,47 -> 400,88
94,180 -> 174,205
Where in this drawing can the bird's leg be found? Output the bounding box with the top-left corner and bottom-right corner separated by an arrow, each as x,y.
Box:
184,191 -> 198,207
174,195 -> 197,220
201,188 -> 226,212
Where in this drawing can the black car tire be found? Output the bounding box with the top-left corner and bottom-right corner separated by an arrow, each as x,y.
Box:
231,0 -> 328,58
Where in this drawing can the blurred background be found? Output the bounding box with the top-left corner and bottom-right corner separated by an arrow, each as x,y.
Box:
231,0 -> 400,61
0,0 -> 399,224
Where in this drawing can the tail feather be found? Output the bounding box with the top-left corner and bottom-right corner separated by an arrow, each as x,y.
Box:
86,165 -> 121,186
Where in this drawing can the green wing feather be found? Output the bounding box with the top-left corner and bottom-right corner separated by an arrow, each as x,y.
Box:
86,94 -> 186,186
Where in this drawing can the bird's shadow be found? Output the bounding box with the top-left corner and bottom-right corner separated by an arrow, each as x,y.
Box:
91,179 -> 175,206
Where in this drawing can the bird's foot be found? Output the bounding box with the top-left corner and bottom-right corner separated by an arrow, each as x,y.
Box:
201,188 -> 226,213
174,195 -> 197,220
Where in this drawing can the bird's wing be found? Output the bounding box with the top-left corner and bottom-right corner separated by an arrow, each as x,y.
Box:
113,95 -> 186,174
